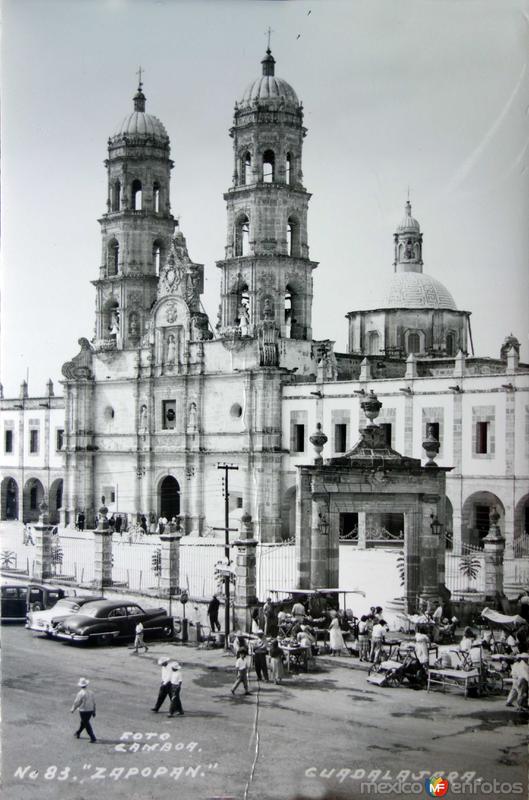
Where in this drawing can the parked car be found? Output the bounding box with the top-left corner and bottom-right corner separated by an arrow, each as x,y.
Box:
54,600 -> 174,645
1,583 -> 70,623
26,595 -> 104,636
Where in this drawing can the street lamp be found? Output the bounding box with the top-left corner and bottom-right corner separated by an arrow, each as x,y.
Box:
430,514 -> 442,537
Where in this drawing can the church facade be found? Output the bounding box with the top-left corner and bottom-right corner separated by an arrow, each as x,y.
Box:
1,49 -> 528,569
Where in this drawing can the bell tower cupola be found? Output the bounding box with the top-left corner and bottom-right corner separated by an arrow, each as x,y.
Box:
216,49 -> 318,344
93,77 -> 176,349
393,199 -> 423,273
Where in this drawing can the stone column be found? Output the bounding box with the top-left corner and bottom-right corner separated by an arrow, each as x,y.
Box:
232,513 -> 258,633
418,499 -> 441,611
159,528 -> 182,597
483,507 -> 505,600
357,511 -> 367,549
295,469 -> 312,589
93,501 -> 113,588
310,493 -> 330,588
404,508 -> 421,614
33,502 -> 54,582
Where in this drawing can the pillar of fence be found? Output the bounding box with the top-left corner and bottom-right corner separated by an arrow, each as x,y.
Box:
483,506 -> 505,601
233,513 -> 258,633
94,500 -> 113,588
159,523 -> 182,597
33,501 -> 54,582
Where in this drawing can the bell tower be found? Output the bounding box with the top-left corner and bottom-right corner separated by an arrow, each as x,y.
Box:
93,80 -> 176,349
216,49 -> 318,343
393,199 -> 423,273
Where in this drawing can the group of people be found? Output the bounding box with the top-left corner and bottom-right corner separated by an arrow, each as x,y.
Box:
357,608 -> 389,662
231,630 -> 285,693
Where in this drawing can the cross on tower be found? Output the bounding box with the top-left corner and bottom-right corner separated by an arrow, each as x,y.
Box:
136,65 -> 144,89
266,26 -> 274,50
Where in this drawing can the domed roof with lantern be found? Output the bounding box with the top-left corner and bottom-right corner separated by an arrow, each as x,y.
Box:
396,200 -> 421,233
386,199 -> 458,310
238,48 -> 300,108
111,82 -> 169,142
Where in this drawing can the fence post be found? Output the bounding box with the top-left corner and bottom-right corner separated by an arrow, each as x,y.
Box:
93,500 -> 113,589
482,507 -> 505,601
232,513 -> 258,633
33,501 -> 54,582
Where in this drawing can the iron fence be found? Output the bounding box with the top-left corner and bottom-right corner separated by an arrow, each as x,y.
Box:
58,535 -> 96,585
445,546 -> 485,598
256,541 -> 296,599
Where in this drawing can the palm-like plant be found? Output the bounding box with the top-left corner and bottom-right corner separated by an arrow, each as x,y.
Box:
51,543 -> 64,576
459,554 -> 482,591
1,550 -> 17,570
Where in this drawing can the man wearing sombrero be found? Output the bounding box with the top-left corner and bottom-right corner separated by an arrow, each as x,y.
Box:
71,677 -> 97,742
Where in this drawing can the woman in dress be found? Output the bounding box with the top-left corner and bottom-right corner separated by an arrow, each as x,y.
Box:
329,616 -> 348,656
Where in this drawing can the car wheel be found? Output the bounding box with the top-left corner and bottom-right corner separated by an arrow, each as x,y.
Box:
32,603 -> 43,611
97,632 -> 114,645
162,624 -> 174,639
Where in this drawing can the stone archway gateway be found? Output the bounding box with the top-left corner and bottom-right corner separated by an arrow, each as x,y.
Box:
295,392 -> 452,613
159,475 -> 180,520
48,478 -> 64,524
1,477 -> 19,520
23,478 -> 45,523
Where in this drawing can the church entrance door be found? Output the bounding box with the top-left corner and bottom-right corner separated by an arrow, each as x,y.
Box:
160,476 -> 180,519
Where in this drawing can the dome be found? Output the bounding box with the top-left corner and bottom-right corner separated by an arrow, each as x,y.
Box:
396,200 -> 420,234
114,111 -> 168,140
111,85 -> 169,141
240,76 -> 299,107
239,49 -> 300,108
386,272 -> 457,310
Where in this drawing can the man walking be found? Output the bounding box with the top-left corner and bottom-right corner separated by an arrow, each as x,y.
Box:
71,677 -> 97,743
131,620 -> 149,654
168,662 -> 184,717
253,631 -> 269,681
151,657 -> 172,713
208,594 -> 221,632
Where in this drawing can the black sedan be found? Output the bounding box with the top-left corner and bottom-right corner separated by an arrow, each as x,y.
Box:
54,600 -> 173,645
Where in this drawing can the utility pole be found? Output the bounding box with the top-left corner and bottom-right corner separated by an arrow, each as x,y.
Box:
214,463 -> 239,647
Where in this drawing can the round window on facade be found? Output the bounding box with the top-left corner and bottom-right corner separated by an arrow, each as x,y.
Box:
230,403 -> 243,419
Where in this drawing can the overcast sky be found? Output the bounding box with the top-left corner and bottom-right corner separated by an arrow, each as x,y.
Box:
2,0 -> 528,397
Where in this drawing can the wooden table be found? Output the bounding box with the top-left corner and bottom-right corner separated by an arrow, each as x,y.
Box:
280,645 -> 309,673
427,667 -> 480,697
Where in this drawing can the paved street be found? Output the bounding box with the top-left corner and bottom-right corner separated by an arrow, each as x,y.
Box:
3,625 -> 527,800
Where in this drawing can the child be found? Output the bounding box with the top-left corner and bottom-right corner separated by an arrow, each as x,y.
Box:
231,649 -> 251,695
131,620 -> 149,654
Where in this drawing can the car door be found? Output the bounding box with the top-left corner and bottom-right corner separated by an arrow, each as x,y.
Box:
125,604 -> 144,633
106,606 -> 131,638
1,587 -> 22,620
28,586 -> 45,611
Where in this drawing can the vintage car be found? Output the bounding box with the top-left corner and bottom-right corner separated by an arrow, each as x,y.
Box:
54,599 -> 174,644
1,583 -> 69,623
26,595 -> 104,635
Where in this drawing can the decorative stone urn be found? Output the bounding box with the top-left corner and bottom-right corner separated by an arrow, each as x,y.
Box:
309,423 -> 328,464
422,424 -> 440,467
361,390 -> 382,424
